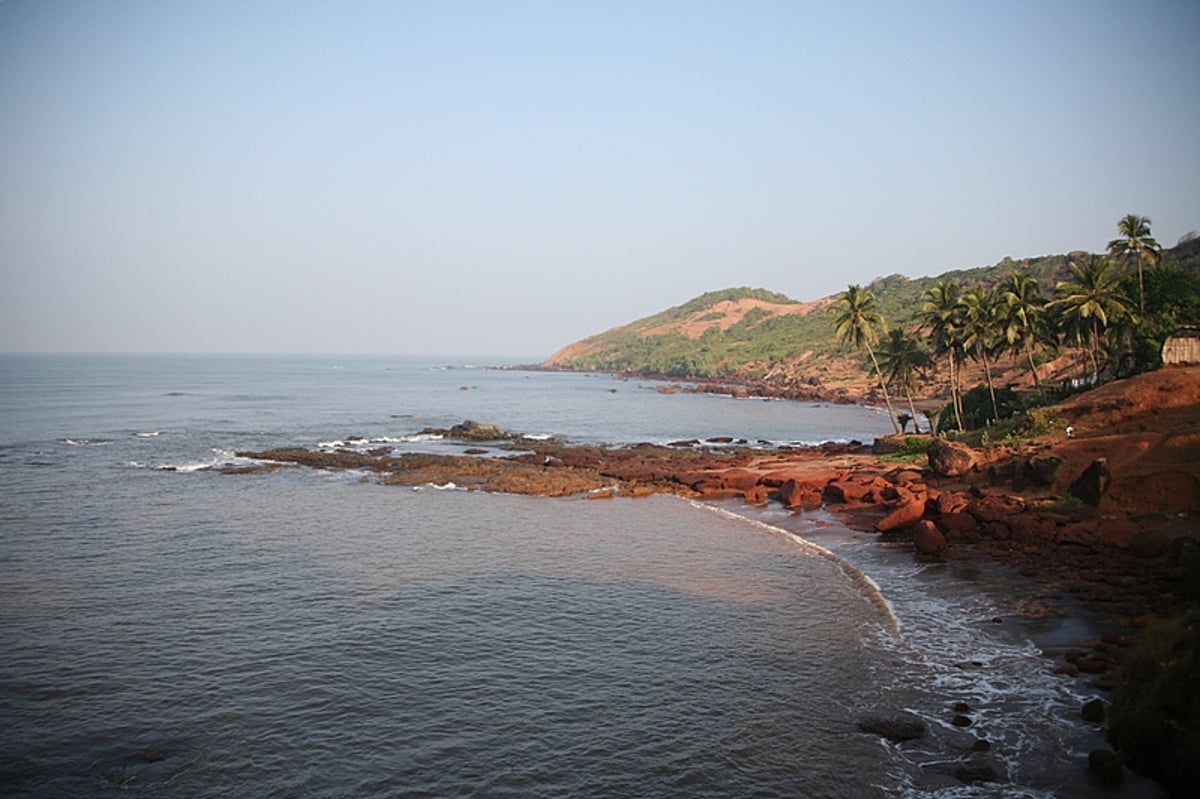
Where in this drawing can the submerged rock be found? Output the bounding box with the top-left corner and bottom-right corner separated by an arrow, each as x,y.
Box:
857,710 -> 927,741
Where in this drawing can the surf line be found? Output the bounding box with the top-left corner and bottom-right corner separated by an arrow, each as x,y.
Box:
690,501 -> 902,636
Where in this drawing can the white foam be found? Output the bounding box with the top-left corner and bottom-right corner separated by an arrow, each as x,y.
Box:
134,431 -> 162,438
690,500 -> 902,634
64,438 -> 110,447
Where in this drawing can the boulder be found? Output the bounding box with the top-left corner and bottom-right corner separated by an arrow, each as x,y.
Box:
1021,454 -> 1063,487
824,478 -> 874,505
934,490 -> 971,515
912,519 -> 947,555
968,494 -> 1026,523
937,512 -> 978,535
876,492 -> 926,532
1081,698 -> 1106,723
719,469 -> 760,492
777,478 -> 824,509
1087,749 -> 1123,787
927,439 -> 978,477
1069,458 -> 1112,506
743,485 -> 769,504
857,711 -> 926,741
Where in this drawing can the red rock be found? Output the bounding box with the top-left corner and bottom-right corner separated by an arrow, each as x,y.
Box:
1097,518 -> 1140,549
938,512 -> 978,534
743,485 -> 769,504
777,478 -> 824,509
968,495 -> 1026,523
912,519 -> 947,554
935,490 -> 971,515
927,439 -> 978,477
876,495 -> 926,532
720,469 -> 761,492
1008,514 -> 1057,543
1058,521 -> 1097,546
824,479 -> 864,504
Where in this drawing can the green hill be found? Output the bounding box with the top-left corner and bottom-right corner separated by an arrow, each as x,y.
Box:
542,238 -> 1200,381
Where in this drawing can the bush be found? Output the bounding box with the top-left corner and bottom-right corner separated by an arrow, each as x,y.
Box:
1108,610 -> 1200,796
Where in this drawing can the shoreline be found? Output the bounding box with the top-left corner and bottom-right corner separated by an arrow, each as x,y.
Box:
231,365 -> 1199,794
233,422 -> 1193,684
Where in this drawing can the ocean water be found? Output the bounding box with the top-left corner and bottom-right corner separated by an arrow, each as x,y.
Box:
0,355 -> 1161,797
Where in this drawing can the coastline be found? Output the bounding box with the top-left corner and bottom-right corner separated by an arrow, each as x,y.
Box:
230,365 -> 1199,794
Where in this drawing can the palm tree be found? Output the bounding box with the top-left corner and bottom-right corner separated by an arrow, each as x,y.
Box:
1107,213 -> 1161,312
957,286 -> 1003,423
1049,256 -> 1133,383
996,271 -> 1046,389
878,328 -> 933,434
831,285 -> 901,434
918,280 -> 965,432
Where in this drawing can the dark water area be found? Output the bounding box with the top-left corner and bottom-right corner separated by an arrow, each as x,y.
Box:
0,355 -> 1166,797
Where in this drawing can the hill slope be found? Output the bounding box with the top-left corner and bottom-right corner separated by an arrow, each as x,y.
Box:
542,239 -> 1200,390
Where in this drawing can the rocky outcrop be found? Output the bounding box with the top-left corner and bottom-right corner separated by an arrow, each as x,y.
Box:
1069,458 -> 1112,506
927,439 -> 978,477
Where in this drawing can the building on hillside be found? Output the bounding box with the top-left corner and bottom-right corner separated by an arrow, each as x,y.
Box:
1162,325 -> 1200,365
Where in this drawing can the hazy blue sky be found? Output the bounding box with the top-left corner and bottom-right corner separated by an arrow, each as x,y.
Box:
2,1 -> 1198,357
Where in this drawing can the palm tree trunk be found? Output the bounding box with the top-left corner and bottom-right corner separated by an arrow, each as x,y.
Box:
1137,252 -> 1145,314
1025,342 -> 1041,389
952,350 -> 965,431
1089,320 -> 1101,383
981,349 -> 998,422
904,386 -> 922,435
865,343 -> 901,435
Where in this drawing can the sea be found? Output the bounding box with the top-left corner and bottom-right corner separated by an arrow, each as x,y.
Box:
0,354 -> 1164,798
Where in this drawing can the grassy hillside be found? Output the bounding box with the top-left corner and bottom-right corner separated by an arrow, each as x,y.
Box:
543,238 -> 1200,381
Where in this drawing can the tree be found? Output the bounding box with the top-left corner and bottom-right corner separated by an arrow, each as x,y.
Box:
1107,213 -> 1161,313
878,328 -> 933,434
1049,256 -> 1133,383
918,280 -> 965,432
831,284 -> 901,434
996,271 -> 1046,389
957,286 -> 1003,423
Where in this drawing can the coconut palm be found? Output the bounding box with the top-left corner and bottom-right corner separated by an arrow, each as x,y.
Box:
878,328 -> 933,434
1049,256 -> 1133,383
918,280 -> 965,432
957,286 -> 1003,423
830,284 -> 901,434
1107,213 -> 1161,312
996,271 -> 1046,389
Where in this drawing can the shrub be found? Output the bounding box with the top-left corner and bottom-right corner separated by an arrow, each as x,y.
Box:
1108,610 -> 1200,796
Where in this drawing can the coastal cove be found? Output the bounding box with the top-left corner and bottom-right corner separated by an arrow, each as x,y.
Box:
0,354 -> 1182,797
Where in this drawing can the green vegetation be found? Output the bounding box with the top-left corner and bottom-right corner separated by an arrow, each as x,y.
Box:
879,436 -> 934,463
1108,609 -> 1200,796
548,219 -> 1200,420
831,285 -> 901,434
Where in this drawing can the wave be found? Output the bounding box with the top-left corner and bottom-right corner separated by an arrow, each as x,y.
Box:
125,448 -> 261,473
63,438 -> 111,447
134,431 -> 162,438
690,501 -> 901,634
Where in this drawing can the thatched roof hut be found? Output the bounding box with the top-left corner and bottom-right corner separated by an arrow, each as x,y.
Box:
1162,325 -> 1200,365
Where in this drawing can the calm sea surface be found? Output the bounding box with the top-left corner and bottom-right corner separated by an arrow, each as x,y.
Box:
0,355 -> 1160,797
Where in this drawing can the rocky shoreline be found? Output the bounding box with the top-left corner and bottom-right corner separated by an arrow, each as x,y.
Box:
230,367 -> 1199,793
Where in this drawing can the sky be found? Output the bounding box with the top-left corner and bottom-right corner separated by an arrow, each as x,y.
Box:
2,1 -> 1198,357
